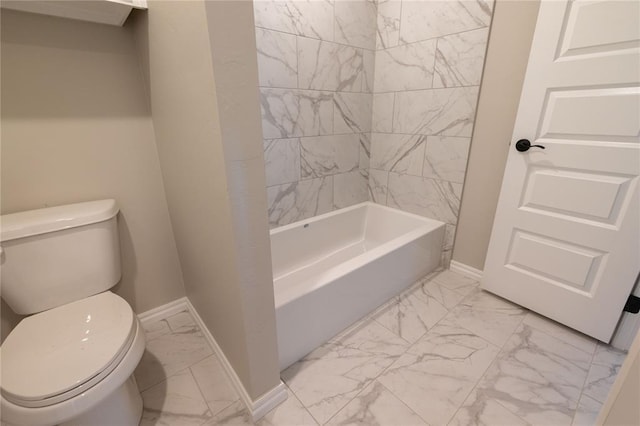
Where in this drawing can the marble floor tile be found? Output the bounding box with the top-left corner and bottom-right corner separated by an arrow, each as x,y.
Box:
449,388 -> 531,426
140,369 -> 212,426
377,322 -> 500,425
135,323 -> 213,391
282,320 -> 409,424
431,270 -> 479,296
572,394 -> 602,426
142,318 -> 172,341
522,312 -> 597,356
583,343 -> 626,403
445,289 -> 526,347
191,355 -> 240,416
166,310 -> 198,332
474,323 -> 593,425
325,381 -> 426,426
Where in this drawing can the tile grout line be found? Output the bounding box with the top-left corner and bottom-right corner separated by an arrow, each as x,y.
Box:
571,345 -> 599,426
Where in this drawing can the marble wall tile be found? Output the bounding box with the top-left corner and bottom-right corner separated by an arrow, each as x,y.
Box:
334,169 -> 369,208
255,27 -> 298,88
297,37 -> 363,92
362,49 -> 376,93
282,320 -> 409,424
434,28 -> 489,88
370,133 -> 426,176
334,93 -> 373,134
260,88 -> 334,139
377,322 -> 500,425
423,136 -> 471,184
264,138 -> 300,186
325,381 -> 427,425
393,86 -> 480,137
372,93 -> 394,133
474,323 -> 592,425
368,169 -> 388,204
442,224 -> 456,267
300,134 -> 360,178
267,176 -> 333,227
359,132 -> 371,170
387,173 -> 462,224
334,0 -> 377,50
253,0 -> 335,41
373,39 -> 437,92
399,0 -> 493,44
376,0 -> 401,50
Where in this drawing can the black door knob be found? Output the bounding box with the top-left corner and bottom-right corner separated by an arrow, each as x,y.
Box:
515,139 -> 545,152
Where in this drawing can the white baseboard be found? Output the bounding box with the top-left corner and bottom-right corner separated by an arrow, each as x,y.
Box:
184,299 -> 288,422
137,297 -> 189,324
449,260 -> 483,281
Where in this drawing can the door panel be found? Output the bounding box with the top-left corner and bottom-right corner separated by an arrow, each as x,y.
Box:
483,0 -> 640,342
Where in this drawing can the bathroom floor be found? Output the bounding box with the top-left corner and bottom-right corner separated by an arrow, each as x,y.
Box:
134,270 -> 626,426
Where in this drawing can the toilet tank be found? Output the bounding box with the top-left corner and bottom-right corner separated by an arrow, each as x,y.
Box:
0,200 -> 121,315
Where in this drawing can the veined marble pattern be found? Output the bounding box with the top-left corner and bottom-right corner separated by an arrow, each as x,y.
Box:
362,50 -> 375,93
359,132 -> 370,170
334,93 -> 372,134
255,28 -> 297,88
334,0 -> 377,50
370,133 -> 426,176
267,176 -> 333,227
373,39 -> 437,92
387,173 -> 462,224
371,93 -> 394,133
300,134 -> 360,178
264,138 -> 300,187
368,168 -> 388,204
399,0 -> 493,44
297,37 -> 363,92
423,136 -> 471,184
334,169 -> 369,209
393,86 -> 480,137
260,88 -> 333,139
141,271 -> 625,426
434,27 -> 490,88
376,0 -> 401,50
253,0 -> 334,41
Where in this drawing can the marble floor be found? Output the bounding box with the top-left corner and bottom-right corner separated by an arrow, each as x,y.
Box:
134,270 -> 626,426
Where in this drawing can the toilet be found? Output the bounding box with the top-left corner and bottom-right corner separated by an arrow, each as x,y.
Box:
0,200 -> 146,426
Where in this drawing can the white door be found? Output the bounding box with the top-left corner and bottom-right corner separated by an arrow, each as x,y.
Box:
483,0 -> 640,342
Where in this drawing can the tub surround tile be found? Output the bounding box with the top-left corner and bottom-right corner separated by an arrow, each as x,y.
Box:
434,28 -> 489,88
583,344 -> 626,403
190,355 -> 240,416
473,323 -> 593,425
359,132 -> 371,170
572,395 -> 603,426
325,381 -> 427,426
334,170 -> 369,209
431,270 -> 479,296
376,0 -> 401,50
297,37 -> 363,92
373,39 -> 437,92
441,224 -> 457,268
362,49 -> 375,93
371,93 -> 394,133
140,369 -> 212,426
387,173 -> 462,224
253,0 -> 335,41
399,0 -> 492,44
422,136 -> 471,184
444,290 -> 526,347
282,320 -> 409,424
300,134 -> 360,179
334,93 -> 373,134
368,169 -> 388,204
255,28 -> 298,88
393,86 -> 479,137
264,138 -> 300,187
449,388 -> 531,426
370,133 -> 426,176
267,176 -> 333,227
260,88 -> 334,139
334,0 -> 377,50
377,322 -> 500,425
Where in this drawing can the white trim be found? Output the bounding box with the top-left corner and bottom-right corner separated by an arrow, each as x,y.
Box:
137,297 -> 189,324
449,260 -> 483,281
184,299 -> 288,422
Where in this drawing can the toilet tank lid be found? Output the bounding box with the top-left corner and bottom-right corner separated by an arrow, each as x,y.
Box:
1,199 -> 119,242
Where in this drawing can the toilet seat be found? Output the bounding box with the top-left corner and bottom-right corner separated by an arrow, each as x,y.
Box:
1,292 -> 136,408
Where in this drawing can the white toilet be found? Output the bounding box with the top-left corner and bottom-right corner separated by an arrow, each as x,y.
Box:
0,200 -> 146,426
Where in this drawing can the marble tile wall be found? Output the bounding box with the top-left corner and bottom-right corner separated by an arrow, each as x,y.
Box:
369,0 -> 493,265
254,0 -> 376,227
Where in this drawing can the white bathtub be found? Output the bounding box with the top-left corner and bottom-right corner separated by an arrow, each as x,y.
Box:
271,202 -> 445,370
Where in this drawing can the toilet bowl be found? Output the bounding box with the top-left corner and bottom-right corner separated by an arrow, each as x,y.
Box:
0,200 -> 146,426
